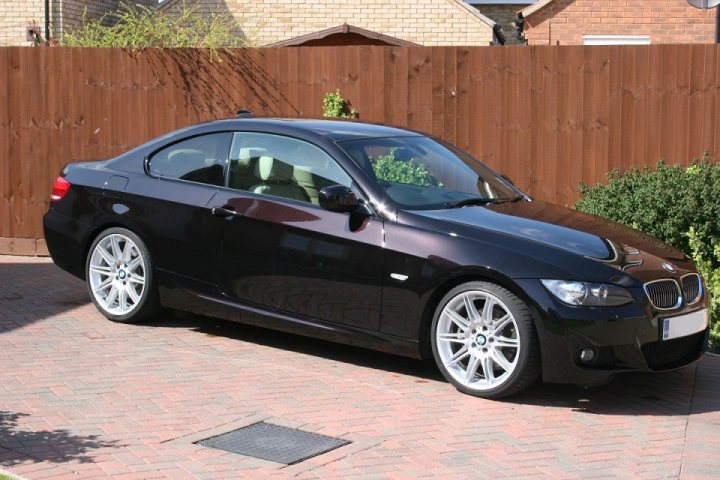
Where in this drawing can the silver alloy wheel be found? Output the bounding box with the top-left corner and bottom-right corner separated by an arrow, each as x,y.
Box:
88,233 -> 146,316
435,290 -> 520,392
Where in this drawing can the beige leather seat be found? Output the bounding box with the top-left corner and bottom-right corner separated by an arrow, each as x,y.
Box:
228,147 -> 264,190
251,156 -> 310,202
293,166 -> 319,204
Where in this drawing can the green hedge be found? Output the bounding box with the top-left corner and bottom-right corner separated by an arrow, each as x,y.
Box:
372,149 -> 438,187
574,154 -> 720,348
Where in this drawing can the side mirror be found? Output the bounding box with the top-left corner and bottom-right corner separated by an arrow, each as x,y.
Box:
319,185 -> 360,213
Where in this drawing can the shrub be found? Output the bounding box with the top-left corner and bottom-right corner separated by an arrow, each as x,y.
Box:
687,228 -> 720,349
63,2 -> 254,48
575,154 -> 720,267
574,154 -> 720,348
322,90 -> 358,119
372,149 -> 438,187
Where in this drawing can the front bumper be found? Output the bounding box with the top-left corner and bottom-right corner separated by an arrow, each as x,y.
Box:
516,279 -> 709,386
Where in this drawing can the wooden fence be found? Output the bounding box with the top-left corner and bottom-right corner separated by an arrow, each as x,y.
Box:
1,45 -> 719,253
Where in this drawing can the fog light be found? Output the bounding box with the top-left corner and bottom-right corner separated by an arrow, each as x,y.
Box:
579,348 -> 596,363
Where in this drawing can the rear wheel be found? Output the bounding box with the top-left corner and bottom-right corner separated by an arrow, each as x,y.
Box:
85,227 -> 160,323
431,281 -> 540,398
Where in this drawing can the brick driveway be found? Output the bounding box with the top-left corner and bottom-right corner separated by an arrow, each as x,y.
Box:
1,255 -> 719,480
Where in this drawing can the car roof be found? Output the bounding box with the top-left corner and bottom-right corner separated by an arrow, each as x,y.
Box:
201,118 -> 423,142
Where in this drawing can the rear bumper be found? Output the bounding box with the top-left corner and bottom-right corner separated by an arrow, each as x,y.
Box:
43,208 -> 94,280
516,279 -> 709,386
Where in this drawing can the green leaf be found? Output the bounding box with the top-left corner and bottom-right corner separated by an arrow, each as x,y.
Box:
62,2 -> 255,49
372,149 -> 437,187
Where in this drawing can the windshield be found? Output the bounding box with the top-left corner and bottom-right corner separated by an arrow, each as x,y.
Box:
338,136 -> 520,210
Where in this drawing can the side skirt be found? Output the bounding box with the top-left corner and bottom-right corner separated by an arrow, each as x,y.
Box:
158,283 -> 422,359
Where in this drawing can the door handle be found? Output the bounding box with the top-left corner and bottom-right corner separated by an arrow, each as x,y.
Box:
211,206 -> 242,219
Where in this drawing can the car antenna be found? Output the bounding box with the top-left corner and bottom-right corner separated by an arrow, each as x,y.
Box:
236,109 -> 255,118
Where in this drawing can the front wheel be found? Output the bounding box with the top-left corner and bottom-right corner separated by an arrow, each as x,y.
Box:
431,281 -> 540,399
85,227 -> 160,323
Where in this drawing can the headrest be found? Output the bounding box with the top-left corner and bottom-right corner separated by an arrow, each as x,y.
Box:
168,149 -> 205,165
256,156 -> 293,181
166,149 -> 206,176
232,147 -> 265,167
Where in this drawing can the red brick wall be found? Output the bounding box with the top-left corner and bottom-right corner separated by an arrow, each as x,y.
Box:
524,0 -> 717,45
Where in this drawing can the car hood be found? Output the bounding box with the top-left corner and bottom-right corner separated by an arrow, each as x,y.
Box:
415,200 -> 691,279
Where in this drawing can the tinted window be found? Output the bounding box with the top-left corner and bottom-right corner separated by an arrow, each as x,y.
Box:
227,132 -> 352,205
339,136 -> 518,209
149,133 -> 231,186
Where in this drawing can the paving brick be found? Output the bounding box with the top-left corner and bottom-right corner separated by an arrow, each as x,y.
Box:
0,255 -> 719,479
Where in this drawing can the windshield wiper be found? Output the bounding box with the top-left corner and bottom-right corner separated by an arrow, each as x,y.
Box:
444,196 -> 521,209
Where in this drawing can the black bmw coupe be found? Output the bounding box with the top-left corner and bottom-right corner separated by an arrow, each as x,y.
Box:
44,117 -> 709,398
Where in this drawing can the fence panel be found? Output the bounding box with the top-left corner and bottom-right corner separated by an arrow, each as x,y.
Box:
1,45 -> 718,248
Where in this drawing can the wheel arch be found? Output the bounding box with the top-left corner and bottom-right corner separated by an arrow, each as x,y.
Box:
80,221 -> 151,280
417,268 -> 544,361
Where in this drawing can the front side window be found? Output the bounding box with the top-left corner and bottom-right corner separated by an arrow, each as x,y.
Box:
227,132 -> 352,205
149,133 -> 231,186
339,136 -> 519,210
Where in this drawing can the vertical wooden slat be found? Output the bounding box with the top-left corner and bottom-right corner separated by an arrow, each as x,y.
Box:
346,47 -> 362,120
467,47 -> 491,165
27,47 -> 48,237
7,48 -> 25,238
430,47 -> 445,139
355,46 -> 371,121
306,46 -> 324,117
511,46 -> 532,194
634,46 -> 650,168
658,45 -> 678,162
365,46 -> 385,123
619,47 -> 638,169
407,48 -> 432,133
558,46 -> 585,206
537,46 -> 560,202
606,46 -> 623,174
699,45 -> 717,159
528,45 -> 542,198
103,48 -> 118,156
259,48 -> 275,116
443,47 -> 462,150
580,46 -> 609,191
384,47 -> 408,127
688,45 -> 708,161
644,45 -> 663,167
0,48 -> 10,238
673,45 -> 692,165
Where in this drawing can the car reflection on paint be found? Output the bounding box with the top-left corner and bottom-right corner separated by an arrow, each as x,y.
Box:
44,117 -> 709,398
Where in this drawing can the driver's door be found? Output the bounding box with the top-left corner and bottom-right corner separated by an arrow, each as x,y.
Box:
210,132 -> 384,331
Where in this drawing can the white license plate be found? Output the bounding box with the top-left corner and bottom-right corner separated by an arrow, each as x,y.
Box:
662,309 -> 708,341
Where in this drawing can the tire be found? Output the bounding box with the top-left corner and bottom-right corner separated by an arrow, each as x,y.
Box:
430,281 -> 540,399
85,227 -> 160,323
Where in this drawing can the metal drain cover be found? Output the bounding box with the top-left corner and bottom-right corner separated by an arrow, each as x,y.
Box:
197,422 -> 350,464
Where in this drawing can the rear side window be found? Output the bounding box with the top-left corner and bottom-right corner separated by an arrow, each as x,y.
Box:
149,133 -> 231,186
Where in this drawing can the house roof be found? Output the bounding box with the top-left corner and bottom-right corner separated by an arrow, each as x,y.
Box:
519,0 -> 554,17
268,24 -> 420,47
453,1 -> 496,27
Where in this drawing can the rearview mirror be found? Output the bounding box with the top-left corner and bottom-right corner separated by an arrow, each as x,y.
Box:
319,185 -> 360,213
500,174 -> 515,186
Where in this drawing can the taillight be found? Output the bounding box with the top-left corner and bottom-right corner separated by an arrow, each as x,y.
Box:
51,176 -> 71,202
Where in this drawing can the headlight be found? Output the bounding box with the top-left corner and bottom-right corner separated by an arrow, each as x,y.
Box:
541,280 -> 633,307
